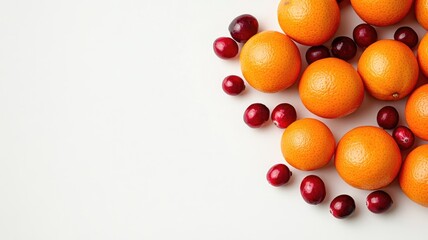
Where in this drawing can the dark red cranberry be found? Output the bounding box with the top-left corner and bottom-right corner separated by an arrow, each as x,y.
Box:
394,26 -> 419,49
353,23 -> 378,48
330,194 -> 356,219
213,37 -> 239,59
271,103 -> 297,129
392,126 -> 415,150
228,14 -> 259,43
222,75 -> 245,95
377,106 -> 399,129
243,103 -> 270,128
300,175 -> 326,205
305,45 -> 331,64
266,164 -> 292,187
366,190 -> 393,214
331,36 -> 357,60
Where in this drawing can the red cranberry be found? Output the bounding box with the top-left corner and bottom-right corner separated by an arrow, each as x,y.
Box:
331,36 -> 357,60
353,23 -> 378,49
366,190 -> 393,214
243,103 -> 270,128
213,37 -> 239,59
394,26 -> 419,49
266,164 -> 292,187
300,175 -> 326,205
305,45 -> 331,65
228,14 -> 259,43
392,126 -> 415,150
330,194 -> 356,219
222,75 -> 245,95
271,103 -> 297,129
377,106 -> 399,129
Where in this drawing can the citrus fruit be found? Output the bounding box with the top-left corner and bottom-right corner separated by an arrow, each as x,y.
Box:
277,0 -> 340,46
357,39 -> 419,100
399,145 -> 428,207
335,126 -> 402,190
281,118 -> 335,171
240,31 -> 301,93
299,58 -> 364,119
418,33 -> 428,78
405,84 -> 428,141
350,0 -> 413,27
416,0 -> 428,30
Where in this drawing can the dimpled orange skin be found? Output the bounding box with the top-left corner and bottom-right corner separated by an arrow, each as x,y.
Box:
240,31 -> 301,93
335,126 -> 402,190
418,33 -> 428,78
299,58 -> 364,119
277,0 -> 340,46
405,84 -> 428,141
399,145 -> 428,207
416,0 -> 428,30
281,118 -> 335,171
350,0 -> 413,27
357,39 -> 419,100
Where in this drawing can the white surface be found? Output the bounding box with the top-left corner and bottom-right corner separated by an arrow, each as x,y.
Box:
0,0 -> 427,239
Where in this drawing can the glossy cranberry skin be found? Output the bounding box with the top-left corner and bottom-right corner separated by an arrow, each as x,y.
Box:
228,14 -> 259,43
271,103 -> 297,129
394,26 -> 419,49
331,36 -> 357,60
300,175 -> 326,205
377,106 -> 399,129
353,23 -> 378,48
305,45 -> 331,64
366,190 -> 393,214
222,75 -> 245,95
243,103 -> 270,128
330,194 -> 356,219
392,126 -> 415,150
267,164 -> 292,187
213,37 -> 239,59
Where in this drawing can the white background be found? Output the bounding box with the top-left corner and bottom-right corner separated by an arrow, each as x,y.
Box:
0,0 -> 427,239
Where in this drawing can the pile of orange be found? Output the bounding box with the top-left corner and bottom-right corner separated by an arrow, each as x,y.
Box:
217,0 -> 428,211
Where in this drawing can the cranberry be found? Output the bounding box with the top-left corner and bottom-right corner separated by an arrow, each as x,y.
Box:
271,103 -> 297,129
377,106 -> 399,129
222,75 -> 245,95
300,175 -> 326,205
330,194 -> 356,219
392,126 -> 415,150
305,45 -> 331,65
353,23 -> 378,48
243,103 -> 270,128
394,26 -> 419,49
331,36 -> 357,60
266,164 -> 292,187
228,14 -> 259,43
366,190 -> 393,214
213,37 -> 239,59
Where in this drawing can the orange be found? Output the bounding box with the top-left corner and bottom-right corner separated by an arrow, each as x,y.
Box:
416,0 -> 428,30
281,118 -> 335,171
418,33 -> 428,77
335,126 -> 402,190
239,31 -> 301,93
357,39 -> 419,100
277,0 -> 340,46
350,0 -> 413,26
399,145 -> 428,207
299,58 -> 364,119
405,84 -> 428,141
